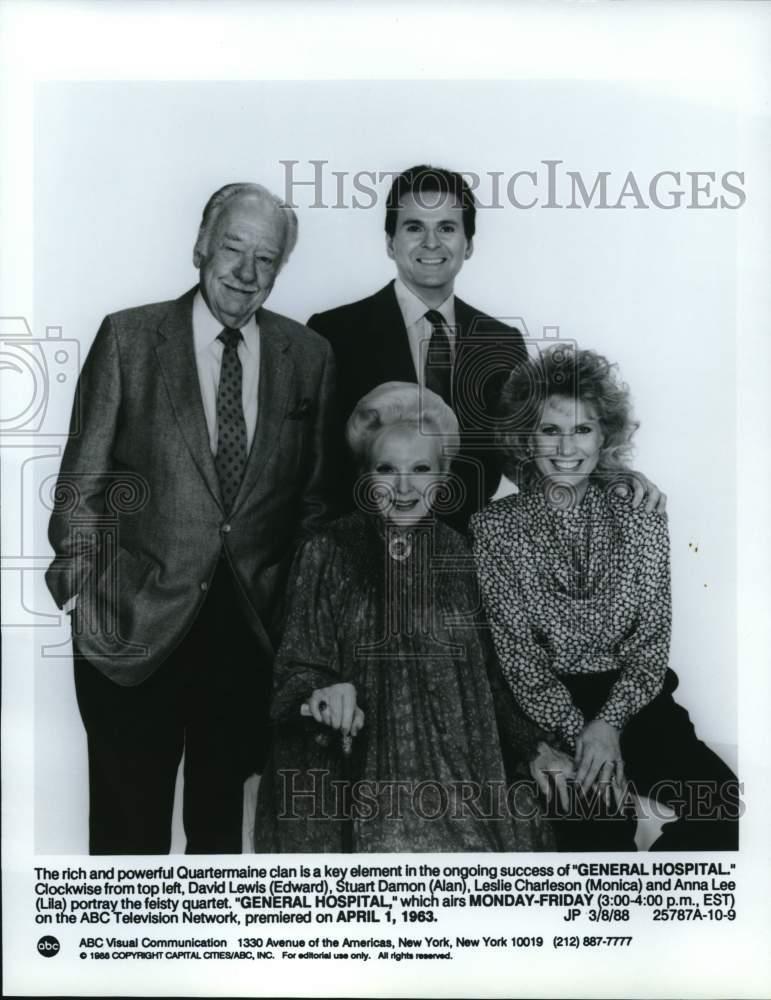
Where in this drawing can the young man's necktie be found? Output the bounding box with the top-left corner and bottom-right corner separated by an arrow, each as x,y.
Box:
423,309 -> 453,406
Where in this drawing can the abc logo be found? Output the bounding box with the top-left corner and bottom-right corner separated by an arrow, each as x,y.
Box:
37,935 -> 60,958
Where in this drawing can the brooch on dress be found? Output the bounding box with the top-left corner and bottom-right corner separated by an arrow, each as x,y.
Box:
388,532 -> 413,562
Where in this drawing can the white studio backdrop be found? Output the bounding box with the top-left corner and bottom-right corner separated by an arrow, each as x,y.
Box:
31,80 -> 737,853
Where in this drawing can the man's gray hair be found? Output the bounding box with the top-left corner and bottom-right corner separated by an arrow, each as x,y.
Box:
192,182 -> 299,269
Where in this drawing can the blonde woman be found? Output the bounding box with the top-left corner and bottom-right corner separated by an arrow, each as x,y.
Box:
255,382 -> 552,853
471,346 -> 739,851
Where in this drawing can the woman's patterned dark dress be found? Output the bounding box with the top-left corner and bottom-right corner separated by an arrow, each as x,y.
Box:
254,511 -> 553,853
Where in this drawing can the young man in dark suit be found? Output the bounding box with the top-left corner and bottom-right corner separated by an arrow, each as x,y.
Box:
47,183 -> 336,854
308,165 -> 524,531
308,164 -> 665,529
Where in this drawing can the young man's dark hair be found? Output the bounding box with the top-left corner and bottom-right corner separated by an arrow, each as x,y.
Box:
384,164 -> 477,240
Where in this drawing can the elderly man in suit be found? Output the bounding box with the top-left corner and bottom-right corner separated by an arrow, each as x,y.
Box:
308,164 -> 523,531
46,182 -> 336,854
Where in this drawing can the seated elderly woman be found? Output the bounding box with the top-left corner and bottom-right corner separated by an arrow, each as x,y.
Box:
254,381 -> 553,853
471,346 -> 739,851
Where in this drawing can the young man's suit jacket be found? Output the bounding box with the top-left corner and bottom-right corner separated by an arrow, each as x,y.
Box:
307,280 -> 526,530
46,286 -> 337,685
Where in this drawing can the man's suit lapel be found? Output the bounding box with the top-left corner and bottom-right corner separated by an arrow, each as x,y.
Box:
368,281 -> 417,382
155,287 -> 223,509
451,297 -> 486,432
231,308 -> 292,513
369,285 -> 482,387
456,296 -> 494,356
454,297 -> 473,338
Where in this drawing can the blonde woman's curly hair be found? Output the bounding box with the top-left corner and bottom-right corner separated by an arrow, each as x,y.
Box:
497,346 -> 639,488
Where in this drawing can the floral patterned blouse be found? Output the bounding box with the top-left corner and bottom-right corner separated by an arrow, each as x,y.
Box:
470,482 -> 672,749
